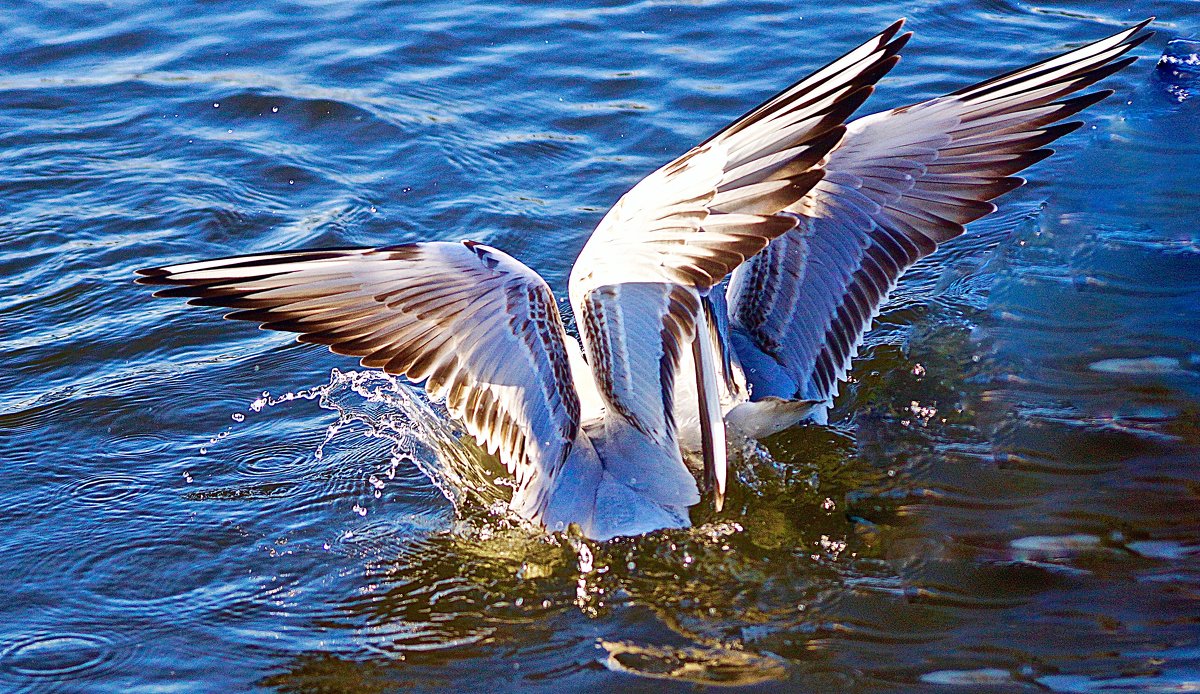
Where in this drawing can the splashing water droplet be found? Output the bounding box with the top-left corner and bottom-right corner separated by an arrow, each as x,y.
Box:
222,369 -> 509,524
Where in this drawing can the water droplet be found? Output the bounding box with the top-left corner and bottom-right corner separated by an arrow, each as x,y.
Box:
577,543 -> 594,573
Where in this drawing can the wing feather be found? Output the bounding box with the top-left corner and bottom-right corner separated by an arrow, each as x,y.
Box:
566,23 -> 911,491
729,21 -> 1153,409
137,241 -> 581,518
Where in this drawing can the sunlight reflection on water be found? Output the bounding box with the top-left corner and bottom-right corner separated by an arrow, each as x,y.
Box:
0,0 -> 1197,690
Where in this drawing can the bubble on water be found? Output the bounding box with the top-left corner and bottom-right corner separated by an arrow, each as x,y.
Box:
231,413 -> 245,422
1157,38 -> 1200,102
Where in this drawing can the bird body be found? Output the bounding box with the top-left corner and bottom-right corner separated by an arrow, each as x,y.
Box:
138,19 -> 1153,540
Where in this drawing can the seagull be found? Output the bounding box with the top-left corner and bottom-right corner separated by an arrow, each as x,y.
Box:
138,19 -> 1152,540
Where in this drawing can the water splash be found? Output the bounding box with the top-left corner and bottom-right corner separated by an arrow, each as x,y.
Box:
240,368 -> 508,517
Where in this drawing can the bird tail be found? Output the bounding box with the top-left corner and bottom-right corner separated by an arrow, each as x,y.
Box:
533,430 -> 693,541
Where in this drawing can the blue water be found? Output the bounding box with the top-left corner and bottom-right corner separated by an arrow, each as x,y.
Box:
2,1 -> 1198,691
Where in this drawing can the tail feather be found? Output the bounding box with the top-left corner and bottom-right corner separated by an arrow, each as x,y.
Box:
537,429 -> 694,541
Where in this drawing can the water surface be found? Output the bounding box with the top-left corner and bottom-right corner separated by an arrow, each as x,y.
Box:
1,1 -> 1198,691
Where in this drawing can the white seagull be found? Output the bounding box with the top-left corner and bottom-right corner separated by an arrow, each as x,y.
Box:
138,20 -> 1152,540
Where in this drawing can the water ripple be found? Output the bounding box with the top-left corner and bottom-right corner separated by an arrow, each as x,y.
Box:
0,631 -> 123,685
65,475 -> 147,507
0,0 -> 1197,689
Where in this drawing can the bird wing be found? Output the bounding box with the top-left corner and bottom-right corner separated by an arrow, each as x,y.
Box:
567,22 -> 911,502
727,20 -> 1153,408
137,241 -> 581,518
569,19 -> 910,299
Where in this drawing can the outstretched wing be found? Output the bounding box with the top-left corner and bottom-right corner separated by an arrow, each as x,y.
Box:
566,22 -> 911,503
569,20 -> 910,299
728,20 -> 1153,409
137,241 -> 581,516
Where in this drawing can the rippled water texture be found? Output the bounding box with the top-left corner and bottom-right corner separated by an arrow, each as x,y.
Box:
2,1 -> 1198,691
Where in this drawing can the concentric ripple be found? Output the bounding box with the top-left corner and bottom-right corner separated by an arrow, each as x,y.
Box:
66,475 -> 147,507
0,632 -> 119,682
0,0 -> 1197,690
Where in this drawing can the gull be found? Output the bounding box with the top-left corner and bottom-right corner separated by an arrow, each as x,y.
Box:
138,20 -> 1152,540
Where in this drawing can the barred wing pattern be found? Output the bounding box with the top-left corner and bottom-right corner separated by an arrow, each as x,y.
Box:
728,21 -> 1152,407
568,21 -> 911,458
570,20 -> 910,300
137,241 -> 581,518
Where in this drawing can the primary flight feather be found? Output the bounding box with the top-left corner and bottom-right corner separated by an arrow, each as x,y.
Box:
138,19 -> 1152,540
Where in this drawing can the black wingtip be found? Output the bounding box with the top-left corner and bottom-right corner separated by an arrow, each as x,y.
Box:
1055,120 -> 1086,138
134,268 -> 173,286
1123,19 -> 1155,51
1124,30 -> 1154,53
888,31 -> 914,57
